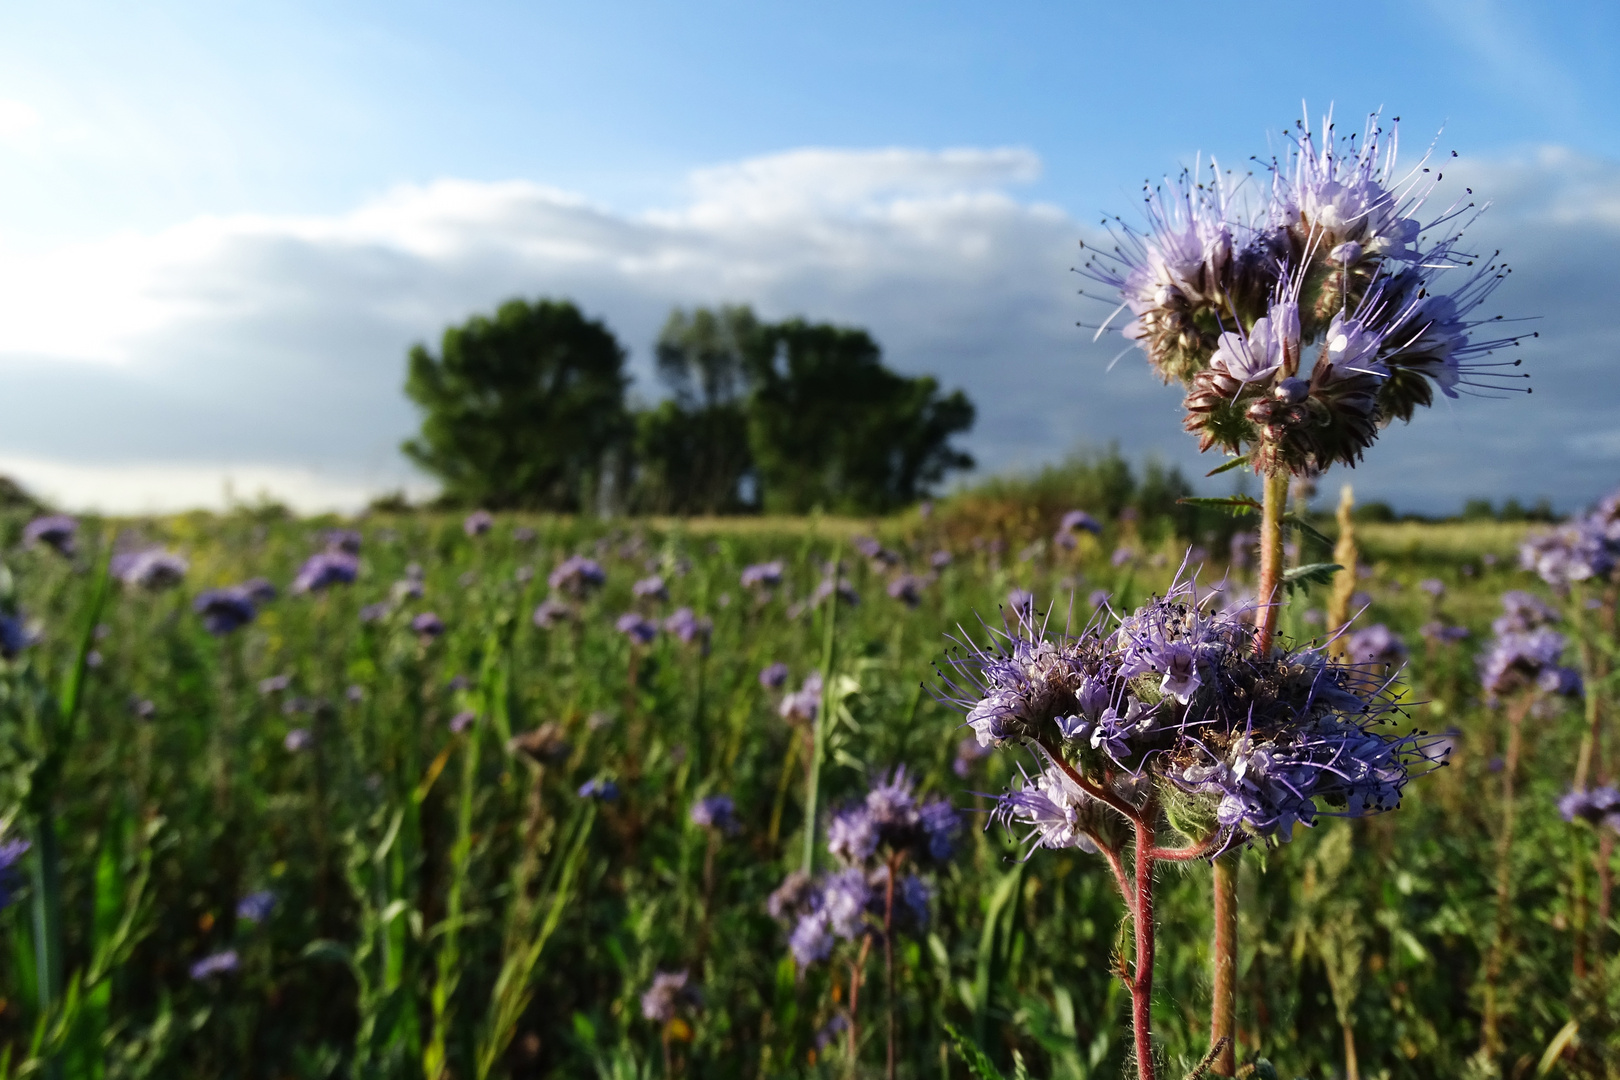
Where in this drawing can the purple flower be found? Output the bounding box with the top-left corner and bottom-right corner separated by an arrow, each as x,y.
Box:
1493,590 -> 1560,635
640,970 -> 692,1023
236,891 -> 276,923
449,710 -> 476,734
1211,300 -> 1298,384
663,607 -> 712,648
616,613 -> 658,646
324,529 -> 363,555
1420,621 -> 1469,644
258,674 -> 291,695
887,574 -> 926,608
194,588 -> 258,636
811,575 -> 859,608
758,662 -> 790,690
22,515 -> 76,557
826,806 -> 878,864
767,870 -> 815,921
548,556 -> 606,599
1060,510 -> 1103,536
532,598 -> 571,629
952,736 -> 991,777
993,763 -> 1103,855
240,578 -> 278,603
112,549 -> 189,591
189,950 -> 240,980
463,510 -> 494,537
779,672 -> 823,724
0,613 -> 33,659
1520,520 -> 1613,588
740,561 -> 785,590
1479,624 -> 1579,701
929,549 -> 953,570
1418,578 -> 1445,599
1560,787 -> 1620,830
411,612 -> 445,640
359,601 -> 390,624
284,729 -> 313,752
1005,588 -> 1035,619
1110,547 -> 1133,568
632,575 -> 669,602
0,836 -> 30,910
689,794 -> 738,833
292,551 -> 359,595
789,910 -> 835,966
578,777 -> 619,801
1346,624 -> 1407,669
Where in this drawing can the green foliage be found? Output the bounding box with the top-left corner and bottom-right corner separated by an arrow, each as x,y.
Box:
403,298 -> 631,510
0,508 -> 1613,1079
743,319 -> 975,514
631,402 -> 753,515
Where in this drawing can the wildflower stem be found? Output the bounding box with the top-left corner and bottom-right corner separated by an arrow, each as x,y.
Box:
1036,737 -> 1144,825
1481,691 -> 1533,1058
803,548 -> 841,875
1210,852 -> 1239,1077
1255,467 -> 1290,656
884,851 -> 898,1080
847,933 -> 872,1073
1131,816 -> 1159,1080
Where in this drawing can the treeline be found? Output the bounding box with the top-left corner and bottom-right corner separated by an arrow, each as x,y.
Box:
400,299 -> 975,515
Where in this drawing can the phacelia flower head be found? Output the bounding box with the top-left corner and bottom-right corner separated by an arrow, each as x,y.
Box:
1479,625 -> 1581,702
23,515 -> 77,557
641,970 -> 695,1023
1492,590 -> 1560,635
1084,109 -> 1532,477
740,560 -> 784,590
236,891 -> 276,923
946,564 -> 1436,848
1560,786 -> 1620,831
887,574 -> 926,608
663,607 -> 712,649
689,794 -> 738,833
1520,518 -> 1615,589
1346,623 -> 1407,669
632,575 -> 669,602
462,510 -> 493,537
548,555 -> 606,599
194,588 -> 258,635
759,661 -> 790,690
189,950 -> 240,981
616,613 -> 658,646
0,835 -> 30,910
292,551 -> 359,595
531,597 -> 572,629
779,672 -> 824,724
112,549 -> 189,591
411,612 -> 445,640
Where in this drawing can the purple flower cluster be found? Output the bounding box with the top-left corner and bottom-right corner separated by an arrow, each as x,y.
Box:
740,560 -> 784,590
292,550 -> 359,595
770,770 -> 958,968
1477,591 -> 1581,702
0,835 -> 30,910
462,510 -> 494,537
112,549 -> 189,591
1520,489 -> 1620,588
632,574 -> 669,601
641,969 -> 696,1023
1346,623 -> 1407,669
1081,111 -> 1530,474
663,607 -> 712,649
193,587 -> 260,635
1559,787 -> 1620,832
23,515 -> 77,557
778,672 -> 823,724
941,570 -> 1437,845
548,555 -> 606,599
616,613 -> 659,646
689,794 -> 738,833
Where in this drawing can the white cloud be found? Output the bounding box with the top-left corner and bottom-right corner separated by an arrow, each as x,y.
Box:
0,99 -> 38,137
0,143 -> 1615,514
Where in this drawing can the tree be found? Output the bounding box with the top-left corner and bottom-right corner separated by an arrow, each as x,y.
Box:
743,319 -> 975,514
402,299 -> 631,510
631,306 -> 760,514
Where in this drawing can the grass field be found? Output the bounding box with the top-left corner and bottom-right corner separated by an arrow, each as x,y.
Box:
0,506 -> 1612,1080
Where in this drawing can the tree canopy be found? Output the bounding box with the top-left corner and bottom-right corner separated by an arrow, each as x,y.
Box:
402,298 -> 630,510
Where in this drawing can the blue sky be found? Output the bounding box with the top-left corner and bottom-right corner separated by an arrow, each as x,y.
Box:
0,1 -> 1616,511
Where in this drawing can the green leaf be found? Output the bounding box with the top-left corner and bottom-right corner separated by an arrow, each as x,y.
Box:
1284,513 -> 1336,552
1281,563 -> 1342,594
941,1021 -> 1005,1080
1177,495 -> 1262,516
1204,456 -> 1251,477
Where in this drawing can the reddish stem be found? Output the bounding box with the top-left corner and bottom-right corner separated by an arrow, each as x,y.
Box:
1037,737 -> 1144,825
1131,817 -> 1159,1080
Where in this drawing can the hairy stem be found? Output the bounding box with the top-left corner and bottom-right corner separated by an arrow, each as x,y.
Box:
1254,468 -> 1290,656
885,852 -> 899,1080
1131,818 -> 1159,1080
1211,852 -> 1239,1076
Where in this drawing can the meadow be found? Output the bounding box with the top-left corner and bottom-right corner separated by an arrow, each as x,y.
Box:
0,500 -> 1613,1080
